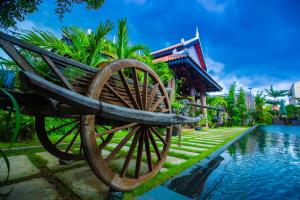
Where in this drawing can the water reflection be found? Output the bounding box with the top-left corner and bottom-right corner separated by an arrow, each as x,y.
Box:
166,126 -> 300,200
165,157 -> 223,199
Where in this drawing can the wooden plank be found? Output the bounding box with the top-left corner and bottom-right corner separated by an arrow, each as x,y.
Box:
0,39 -> 36,73
142,72 -> 148,110
105,83 -> 132,108
132,68 -> 144,110
147,83 -> 159,110
42,55 -> 75,91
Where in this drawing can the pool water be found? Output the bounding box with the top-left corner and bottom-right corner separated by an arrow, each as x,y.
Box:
168,126 -> 300,200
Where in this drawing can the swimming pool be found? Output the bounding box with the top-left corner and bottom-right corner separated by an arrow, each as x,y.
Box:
166,125 -> 300,200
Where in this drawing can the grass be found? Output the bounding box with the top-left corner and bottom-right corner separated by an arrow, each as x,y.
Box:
1,125 -> 250,199
123,127 -> 248,199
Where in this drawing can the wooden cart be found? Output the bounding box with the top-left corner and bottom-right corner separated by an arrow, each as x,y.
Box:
0,32 -> 201,191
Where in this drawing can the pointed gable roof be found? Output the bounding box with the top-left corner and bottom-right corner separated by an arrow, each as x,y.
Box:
151,29 -> 222,93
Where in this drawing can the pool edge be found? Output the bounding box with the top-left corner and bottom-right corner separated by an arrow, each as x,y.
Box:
137,126 -> 258,200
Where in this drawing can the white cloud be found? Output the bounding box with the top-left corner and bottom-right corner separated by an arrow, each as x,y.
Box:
197,0 -> 228,13
125,0 -> 146,5
206,56 -> 224,74
205,56 -> 293,99
13,20 -> 59,36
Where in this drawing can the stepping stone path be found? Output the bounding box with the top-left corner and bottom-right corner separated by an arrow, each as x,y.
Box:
0,178 -> 60,200
0,155 -> 39,182
0,127 -> 246,199
36,152 -> 85,170
56,166 -> 109,200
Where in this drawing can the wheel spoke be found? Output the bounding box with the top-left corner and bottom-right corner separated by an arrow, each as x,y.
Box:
53,123 -> 78,146
149,96 -> 165,112
79,142 -> 83,154
98,133 -> 114,149
142,72 -> 148,110
120,129 -> 141,177
132,68 -> 144,110
150,127 -> 167,146
144,129 -> 153,172
97,123 -> 138,137
147,83 -> 159,110
105,83 -> 132,108
65,129 -> 80,153
148,129 -> 161,160
135,129 -> 145,178
46,120 -> 78,134
106,126 -> 140,162
118,70 -> 140,109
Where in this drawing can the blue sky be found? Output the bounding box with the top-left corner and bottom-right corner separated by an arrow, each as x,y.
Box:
9,0 -> 300,93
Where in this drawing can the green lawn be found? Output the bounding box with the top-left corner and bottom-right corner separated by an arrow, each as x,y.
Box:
1,126 -> 251,199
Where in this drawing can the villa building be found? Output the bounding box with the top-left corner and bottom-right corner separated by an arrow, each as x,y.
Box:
151,28 -> 222,126
289,81 -> 300,105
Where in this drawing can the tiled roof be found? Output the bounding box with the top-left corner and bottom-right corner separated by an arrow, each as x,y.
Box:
151,43 -> 183,55
153,54 -> 187,63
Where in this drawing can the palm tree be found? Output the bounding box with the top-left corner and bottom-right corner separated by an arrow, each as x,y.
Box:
104,19 -> 147,60
19,20 -> 114,67
265,85 -> 289,106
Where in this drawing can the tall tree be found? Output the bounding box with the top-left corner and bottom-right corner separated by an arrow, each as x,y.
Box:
254,92 -> 265,123
237,87 -> 247,125
226,82 -> 236,118
0,0 -> 105,29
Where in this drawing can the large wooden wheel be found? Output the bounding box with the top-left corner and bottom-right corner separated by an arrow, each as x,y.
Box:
36,115 -> 84,161
81,59 -> 172,191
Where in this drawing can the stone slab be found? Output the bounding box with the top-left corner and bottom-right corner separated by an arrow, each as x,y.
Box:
187,140 -> 221,145
109,158 -> 148,175
0,155 -> 39,182
55,166 -> 109,200
180,142 -> 214,148
0,178 -> 60,200
107,143 -> 130,151
36,152 -> 86,170
175,145 -> 208,152
169,149 -> 198,156
165,156 -> 186,165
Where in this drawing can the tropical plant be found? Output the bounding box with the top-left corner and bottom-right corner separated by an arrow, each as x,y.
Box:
286,104 -> 299,119
19,20 -> 114,67
226,82 -> 236,118
265,85 -> 289,106
237,88 -> 247,125
0,79 -> 21,189
0,0 -> 105,29
254,92 -> 265,123
105,19 -> 147,60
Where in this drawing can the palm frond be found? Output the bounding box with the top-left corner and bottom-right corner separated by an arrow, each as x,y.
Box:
116,18 -> 128,59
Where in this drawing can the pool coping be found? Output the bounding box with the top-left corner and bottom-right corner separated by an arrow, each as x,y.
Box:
138,125 -> 258,200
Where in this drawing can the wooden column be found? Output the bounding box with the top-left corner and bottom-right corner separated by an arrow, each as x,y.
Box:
189,82 -> 196,116
168,77 -> 176,102
200,84 -> 208,128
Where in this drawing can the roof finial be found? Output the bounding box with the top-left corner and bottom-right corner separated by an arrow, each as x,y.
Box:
195,26 -> 199,38
181,38 -> 185,43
